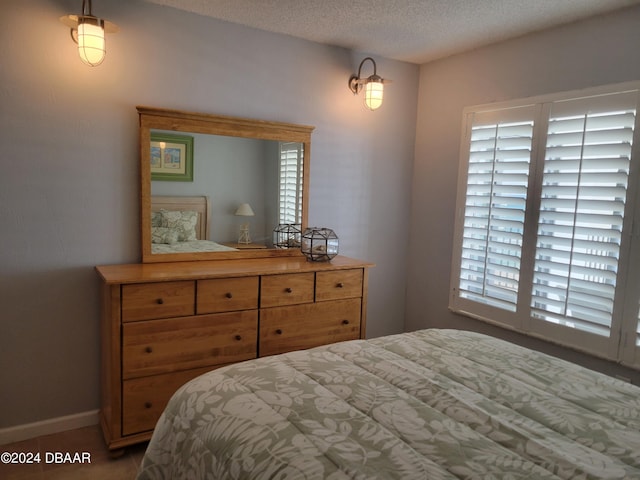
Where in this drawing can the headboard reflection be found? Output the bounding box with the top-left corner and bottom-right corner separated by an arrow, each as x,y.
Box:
151,195 -> 209,240
149,195 -> 238,256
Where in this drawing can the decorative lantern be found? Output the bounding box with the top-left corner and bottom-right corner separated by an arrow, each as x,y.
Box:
273,224 -> 302,249
301,227 -> 339,262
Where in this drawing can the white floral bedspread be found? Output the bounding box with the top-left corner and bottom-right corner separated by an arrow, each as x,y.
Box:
137,329 -> 640,479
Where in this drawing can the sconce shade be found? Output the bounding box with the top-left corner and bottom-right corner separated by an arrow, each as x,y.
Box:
348,57 -> 390,111
235,203 -> 255,216
60,0 -> 118,67
77,18 -> 105,66
364,79 -> 384,111
301,227 -> 339,262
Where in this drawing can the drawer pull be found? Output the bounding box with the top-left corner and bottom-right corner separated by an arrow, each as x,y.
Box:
145,346 -> 153,353
342,319 -> 350,325
225,292 -> 233,299
235,335 -> 242,341
285,287 -> 293,293
276,329 -> 283,335
144,402 -> 152,409
156,298 -> 164,305
337,282 -> 344,288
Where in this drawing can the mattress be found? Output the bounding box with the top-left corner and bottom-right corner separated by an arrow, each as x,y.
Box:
136,329 -> 640,479
151,240 -> 237,254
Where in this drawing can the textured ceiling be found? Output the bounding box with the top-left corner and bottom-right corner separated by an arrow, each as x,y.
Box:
143,0 -> 640,63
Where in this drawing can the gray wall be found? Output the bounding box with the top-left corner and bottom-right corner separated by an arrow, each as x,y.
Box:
0,0 -> 418,428
407,5 -> 640,383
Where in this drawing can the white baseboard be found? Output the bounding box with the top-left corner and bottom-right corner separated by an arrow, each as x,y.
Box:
0,410 -> 100,445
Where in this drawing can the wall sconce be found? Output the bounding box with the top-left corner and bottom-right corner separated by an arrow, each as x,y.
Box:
60,0 -> 118,66
235,203 -> 255,244
348,57 -> 390,111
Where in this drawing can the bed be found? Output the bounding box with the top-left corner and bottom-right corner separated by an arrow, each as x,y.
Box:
151,195 -> 237,253
136,329 -> 640,479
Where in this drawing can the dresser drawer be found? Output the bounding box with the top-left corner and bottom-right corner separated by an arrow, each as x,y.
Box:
260,272 -> 315,308
122,281 -> 195,322
122,366 -> 213,435
197,276 -> 259,314
260,298 -> 361,356
122,311 -> 258,379
316,269 -> 363,301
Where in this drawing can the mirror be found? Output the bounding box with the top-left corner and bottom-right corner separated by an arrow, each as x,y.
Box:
139,106 -> 314,263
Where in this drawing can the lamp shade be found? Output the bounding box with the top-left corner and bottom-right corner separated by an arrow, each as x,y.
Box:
364,80 -> 384,111
235,203 -> 255,216
77,17 -> 105,66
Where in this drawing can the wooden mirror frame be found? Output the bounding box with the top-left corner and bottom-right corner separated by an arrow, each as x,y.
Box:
139,106 -> 314,263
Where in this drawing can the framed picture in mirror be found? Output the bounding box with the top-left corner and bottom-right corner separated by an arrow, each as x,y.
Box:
151,133 -> 194,182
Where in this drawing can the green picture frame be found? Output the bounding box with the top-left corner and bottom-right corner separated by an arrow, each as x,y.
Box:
150,133 -> 194,181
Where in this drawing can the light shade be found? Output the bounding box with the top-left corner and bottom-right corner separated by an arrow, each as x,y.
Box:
364,80 -> 384,111
235,203 -> 255,216
77,18 -> 105,66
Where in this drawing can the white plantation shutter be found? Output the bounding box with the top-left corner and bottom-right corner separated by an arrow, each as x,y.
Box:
279,142 -> 303,224
458,107 -> 535,312
531,93 -> 636,337
451,84 -> 640,365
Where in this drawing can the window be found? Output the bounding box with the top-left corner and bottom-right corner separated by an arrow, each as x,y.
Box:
278,142 -> 304,225
450,84 -> 640,368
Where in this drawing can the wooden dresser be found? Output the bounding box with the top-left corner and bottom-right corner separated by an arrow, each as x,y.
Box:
95,255 -> 373,451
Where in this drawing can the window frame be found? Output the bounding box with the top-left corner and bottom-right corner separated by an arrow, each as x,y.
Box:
449,82 -> 640,369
